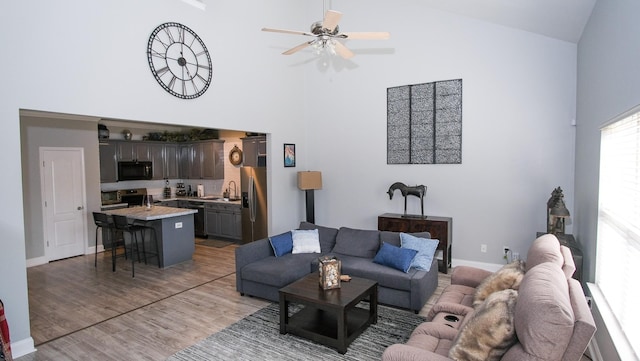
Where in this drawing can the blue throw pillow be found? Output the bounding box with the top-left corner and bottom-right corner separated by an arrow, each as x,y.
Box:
373,242 -> 418,273
400,233 -> 439,271
269,231 -> 293,257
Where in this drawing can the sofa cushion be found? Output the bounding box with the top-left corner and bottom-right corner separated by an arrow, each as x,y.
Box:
449,289 -> 518,361
240,253 -> 319,288
291,229 -> 321,254
513,262 -> 574,360
332,227 -> 381,258
473,259 -> 525,307
330,254 -> 425,291
526,234 -> 563,271
373,242 -> 418,273
298,222 -> 339,253
400,233 -> 439,271
269,231 -> 293,257
380,231 -> 431,247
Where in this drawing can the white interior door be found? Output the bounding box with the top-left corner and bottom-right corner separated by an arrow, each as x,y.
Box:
40,147 -> 87,261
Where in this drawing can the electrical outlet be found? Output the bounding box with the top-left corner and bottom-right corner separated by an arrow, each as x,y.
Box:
503,246 -> 510,254
481,244 -> 487,253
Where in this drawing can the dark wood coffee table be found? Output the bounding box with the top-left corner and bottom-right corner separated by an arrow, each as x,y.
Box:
279,273 -> 378,354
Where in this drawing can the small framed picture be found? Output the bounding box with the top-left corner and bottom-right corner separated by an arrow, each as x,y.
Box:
284,143 -> 296,167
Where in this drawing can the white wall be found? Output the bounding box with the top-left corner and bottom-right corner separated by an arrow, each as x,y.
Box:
576,0 -> 640,359
0,0 -> 579,354
1,0 -> 307,353
304,0 -> 577,266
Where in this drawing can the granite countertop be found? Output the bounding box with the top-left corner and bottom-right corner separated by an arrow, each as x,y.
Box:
159,197 -> 242,205
102,205 -> 198,221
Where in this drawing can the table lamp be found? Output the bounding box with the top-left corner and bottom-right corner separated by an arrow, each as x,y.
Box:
546,186 -> 570,235
550,199 -> 570,235
298,171 -> 322,223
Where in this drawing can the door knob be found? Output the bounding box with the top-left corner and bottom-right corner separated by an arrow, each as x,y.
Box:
77,206 -> 84,210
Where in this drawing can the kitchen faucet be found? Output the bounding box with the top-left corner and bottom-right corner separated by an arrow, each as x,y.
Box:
228,181 -> 237,200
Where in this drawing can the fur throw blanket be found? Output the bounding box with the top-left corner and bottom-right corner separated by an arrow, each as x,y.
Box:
449,289 -> 518,361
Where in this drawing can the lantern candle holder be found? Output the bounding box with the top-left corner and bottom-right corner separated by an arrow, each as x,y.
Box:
319,256 -> 341,290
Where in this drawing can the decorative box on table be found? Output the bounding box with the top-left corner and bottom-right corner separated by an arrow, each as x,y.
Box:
319,256 -> 341,290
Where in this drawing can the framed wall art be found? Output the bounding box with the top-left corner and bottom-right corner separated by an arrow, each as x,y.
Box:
284,143 -> 296,167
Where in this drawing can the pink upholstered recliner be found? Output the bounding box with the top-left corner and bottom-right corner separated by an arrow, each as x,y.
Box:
382,234 -> 596,361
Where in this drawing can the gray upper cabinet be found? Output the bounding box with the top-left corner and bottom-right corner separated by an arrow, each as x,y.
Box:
99,139 -> 224,182
117,141 -> 151,162
242,136 -> 266,167
149,143 -> 165,180
99,142 -> 118,183
188,140 -> 225,180
164,144 -> 180,180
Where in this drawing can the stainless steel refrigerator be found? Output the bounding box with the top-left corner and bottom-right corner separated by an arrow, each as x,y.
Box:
241,167 -> 268,243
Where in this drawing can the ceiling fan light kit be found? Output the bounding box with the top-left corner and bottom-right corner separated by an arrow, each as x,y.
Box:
262,10 -> 390,59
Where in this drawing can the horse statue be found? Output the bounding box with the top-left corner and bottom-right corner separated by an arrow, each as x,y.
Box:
387,182 -> 427,217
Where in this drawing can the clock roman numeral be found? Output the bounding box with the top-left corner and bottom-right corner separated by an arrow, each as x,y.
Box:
163,27 -> 175,43
150,49 -> 166,59
167,76 -> 177,90
156,66 -> 170,77
177,27 -> 185,43
190,79 -> 200,93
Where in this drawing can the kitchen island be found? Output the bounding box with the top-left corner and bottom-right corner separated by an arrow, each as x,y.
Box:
102,205 -> 198,268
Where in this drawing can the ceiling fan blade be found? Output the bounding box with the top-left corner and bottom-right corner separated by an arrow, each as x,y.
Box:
262,27 -> 314,37
333,41 -> 354,59
322,10 -> 342,32
342,32 -> 391,40
283,41 -> 313,55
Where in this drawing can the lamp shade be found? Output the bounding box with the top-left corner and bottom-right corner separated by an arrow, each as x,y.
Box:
298,171 -> 322,190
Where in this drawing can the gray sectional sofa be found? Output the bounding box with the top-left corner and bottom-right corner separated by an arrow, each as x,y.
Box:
235,222 -> 440,312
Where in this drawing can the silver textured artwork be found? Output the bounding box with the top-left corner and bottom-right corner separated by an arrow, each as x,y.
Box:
387,79 -> 462,164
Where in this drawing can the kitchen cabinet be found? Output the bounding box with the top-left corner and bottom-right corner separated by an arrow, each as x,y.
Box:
205,202 -> 241,240
149,143 -> 165,180
117,141 -> 151,161
242,136 -> 267,167
98,139 -> 223,182
179,144 -> 191,179
164,144 -> 180,180
99,142 -> 118,183
188,140 -> 225,180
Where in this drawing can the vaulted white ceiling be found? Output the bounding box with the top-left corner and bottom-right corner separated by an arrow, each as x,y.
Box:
422,0 -> 597,43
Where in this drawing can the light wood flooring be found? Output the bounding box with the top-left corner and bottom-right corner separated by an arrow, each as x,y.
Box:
20,243 -> 450,361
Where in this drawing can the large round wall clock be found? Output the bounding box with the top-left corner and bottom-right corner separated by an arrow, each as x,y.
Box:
147,22 -> 213,99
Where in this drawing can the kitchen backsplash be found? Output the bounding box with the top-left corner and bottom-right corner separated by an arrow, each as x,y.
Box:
101,178 -> 229,200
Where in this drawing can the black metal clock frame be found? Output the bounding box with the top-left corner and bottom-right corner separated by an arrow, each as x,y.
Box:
147,22 -> 212,99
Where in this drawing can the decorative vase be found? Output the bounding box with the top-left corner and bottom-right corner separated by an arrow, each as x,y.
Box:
319,256 -> 341,290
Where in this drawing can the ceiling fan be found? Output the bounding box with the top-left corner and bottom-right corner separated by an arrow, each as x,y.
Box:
262,9 -> 390,59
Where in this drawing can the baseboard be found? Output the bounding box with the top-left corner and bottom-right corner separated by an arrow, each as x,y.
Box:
85,245 -> 103,255
25,256 -> 47,268
451,258 -> 503,272
588,337 -> 604,361
11,337 -> 36,358
27,246 -> 102,268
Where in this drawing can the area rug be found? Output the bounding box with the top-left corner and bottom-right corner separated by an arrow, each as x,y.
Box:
195,239 -> 234,248
167,303 -> 425,361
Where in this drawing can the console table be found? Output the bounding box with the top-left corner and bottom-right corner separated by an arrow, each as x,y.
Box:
536,232 -> 583,283
378,213 -> 452,273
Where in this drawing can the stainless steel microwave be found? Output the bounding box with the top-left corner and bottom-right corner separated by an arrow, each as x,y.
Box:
117,161 -> 152,181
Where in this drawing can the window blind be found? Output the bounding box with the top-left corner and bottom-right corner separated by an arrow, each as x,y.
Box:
597,110 -> 640,357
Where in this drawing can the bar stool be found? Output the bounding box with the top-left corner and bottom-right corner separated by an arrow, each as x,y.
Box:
93,212 -> 127,272
112,215 -> 145,277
